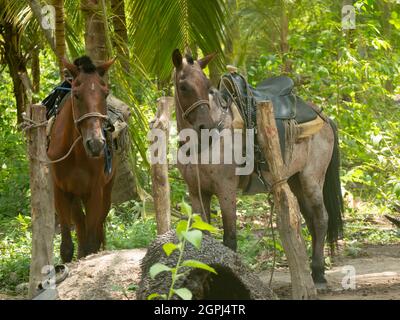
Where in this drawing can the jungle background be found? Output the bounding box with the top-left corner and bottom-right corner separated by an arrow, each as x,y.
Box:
1,0 -> 400,296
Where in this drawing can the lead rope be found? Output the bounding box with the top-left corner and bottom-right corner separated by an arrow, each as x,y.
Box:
267,195 -> 277,287
22,113 -> 82,165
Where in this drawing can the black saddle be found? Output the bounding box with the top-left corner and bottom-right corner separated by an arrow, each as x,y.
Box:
219,73 -> 317,125
218,72 -> 323,194
256,75 -> 294,96
42,80 -> 72,120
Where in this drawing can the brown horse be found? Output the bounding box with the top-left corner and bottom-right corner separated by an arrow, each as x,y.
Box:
47,56 -> 116,262
172,49 -> 343,288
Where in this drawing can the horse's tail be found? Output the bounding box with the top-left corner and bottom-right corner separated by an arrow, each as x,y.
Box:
323,118 -> 344,244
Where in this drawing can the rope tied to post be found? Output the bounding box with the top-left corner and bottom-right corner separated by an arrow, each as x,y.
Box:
20,115 -> 48,132
21,113 -> 83,165
270,177 -> 288,191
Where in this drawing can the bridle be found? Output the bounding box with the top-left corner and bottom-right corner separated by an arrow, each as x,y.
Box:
174,70 -> 210,121
70,80 -> 110,133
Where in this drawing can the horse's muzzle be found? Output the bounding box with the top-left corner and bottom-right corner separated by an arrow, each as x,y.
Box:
85,138 -> 105,157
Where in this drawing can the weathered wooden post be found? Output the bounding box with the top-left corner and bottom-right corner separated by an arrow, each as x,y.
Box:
26,104 -> 55,298
256,100 -> 317,300
149,97 -> 174,235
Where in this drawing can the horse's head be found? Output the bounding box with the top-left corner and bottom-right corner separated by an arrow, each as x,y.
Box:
172,49 -> 217,134
62,56 -> 115,158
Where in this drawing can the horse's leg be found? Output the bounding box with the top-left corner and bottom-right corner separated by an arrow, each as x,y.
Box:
288,175 -> 315,242
297,172 -> 329,288
70,197 -> 86,258
54,185 -> 74,263
83,189 -> 104,255
216,190 -> 237,251
99,177 -> 115,248
189,190 -> 212,223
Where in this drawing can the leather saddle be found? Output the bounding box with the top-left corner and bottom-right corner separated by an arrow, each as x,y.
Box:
219,73 -> 318,125
218,72 -> 322,195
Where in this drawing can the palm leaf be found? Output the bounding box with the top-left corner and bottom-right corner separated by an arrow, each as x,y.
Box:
126,0 -> 229,82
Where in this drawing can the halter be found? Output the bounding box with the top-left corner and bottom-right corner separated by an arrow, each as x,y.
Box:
70,81 -> 109,132
174,70 -> 210,121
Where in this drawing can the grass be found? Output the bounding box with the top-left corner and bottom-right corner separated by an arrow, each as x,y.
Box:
105,201 -> 157,250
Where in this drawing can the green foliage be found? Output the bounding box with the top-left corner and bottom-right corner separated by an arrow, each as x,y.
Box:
128,0 -> 228,81
0,69 -> 30,218
0,214 -> 62,294
148,201 -> 217,300
105,205 -> 157,250
244,1 -> 400,208
0,201 -> 157,294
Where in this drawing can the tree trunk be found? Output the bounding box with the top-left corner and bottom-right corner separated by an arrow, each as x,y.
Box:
280,0 -> 292,74
81,0 -> 108,65
81,0 -> 137,205
2,23 -> 28,124
53,0 -> 66,77
110,0 -> 130,72
256,100 -> 316,300
31,46 -> 41,94
149,97 -> 173,235
27,104 -> 55,299
208,61 -> 220,87
27,0 -> 57,54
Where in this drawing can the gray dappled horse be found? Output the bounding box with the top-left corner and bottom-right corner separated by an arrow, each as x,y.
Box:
172,49 -> 343,288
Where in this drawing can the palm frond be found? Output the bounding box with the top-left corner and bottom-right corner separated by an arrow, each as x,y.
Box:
126,0 -> 229,82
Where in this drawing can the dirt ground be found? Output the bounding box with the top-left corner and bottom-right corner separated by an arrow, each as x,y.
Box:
2,244 -> 399,300
57,249 -> 146,300
259,244 -> 400,300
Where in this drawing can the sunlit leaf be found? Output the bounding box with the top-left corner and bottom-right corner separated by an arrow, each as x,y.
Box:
181,230 -> 202,249
173,288 -> 192,300
149,263 -> 171,279
181,259 -> 217,274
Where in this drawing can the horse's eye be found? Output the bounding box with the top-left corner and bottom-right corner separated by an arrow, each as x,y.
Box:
180,84 -> 188,92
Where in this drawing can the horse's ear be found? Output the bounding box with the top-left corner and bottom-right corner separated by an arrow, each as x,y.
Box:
97,57 -> 116,77
62,57 -> 79,78
197,52 -> 217,69
172,49 -> 183,69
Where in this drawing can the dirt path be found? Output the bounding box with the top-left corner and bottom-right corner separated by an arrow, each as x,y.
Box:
258,244 -> 400,300
4,244 -> 398,300
57,249 -> 146,300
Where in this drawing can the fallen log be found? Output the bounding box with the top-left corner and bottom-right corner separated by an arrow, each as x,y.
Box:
137,231 -> 276,300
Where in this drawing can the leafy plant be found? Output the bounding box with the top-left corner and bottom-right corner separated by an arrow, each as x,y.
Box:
147,201 -> 218,300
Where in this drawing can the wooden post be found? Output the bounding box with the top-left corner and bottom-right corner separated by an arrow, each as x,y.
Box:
256,100 -> 317,300
150,97 -> 174,235
27,104 -> 55,299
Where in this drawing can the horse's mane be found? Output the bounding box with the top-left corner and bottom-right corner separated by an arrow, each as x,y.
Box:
185,53 -> 194,65
73,55 -> 97,73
